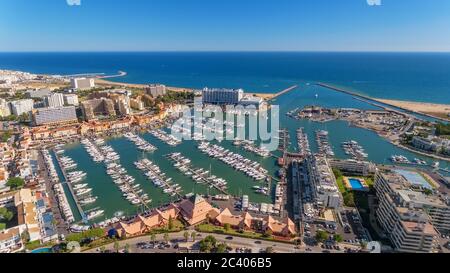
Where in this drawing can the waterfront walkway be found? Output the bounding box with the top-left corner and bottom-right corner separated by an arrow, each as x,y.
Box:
268,85 -> 298,101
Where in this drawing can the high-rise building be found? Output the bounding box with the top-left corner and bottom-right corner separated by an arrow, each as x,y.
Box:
130,97 -> 145,111
44,93 -> 64,108
70,78 -> 95,90
9,99 -> 34,116
81,98 -> 116,121
33,106 -> 78,126
25,89 -> 52,99
0,99 -> 11,117
63,94 -> 79,106
202,87 -> 244,105
144,84 -> 167,98
374,169 -> 446,253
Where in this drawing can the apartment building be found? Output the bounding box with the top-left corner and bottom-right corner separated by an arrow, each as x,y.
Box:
43,93 -> 64,108
144,84 -> 167,98
81,98 -> 116,121
9,99 -> 34,116
202,87 -> 244,105
63,94 -> 79,106
328,159 -> 376,176
374,170 -> 445,253
33,106 -> 78,126
70,77 -> 95,90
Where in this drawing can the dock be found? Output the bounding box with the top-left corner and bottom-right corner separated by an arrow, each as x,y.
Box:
53,150 -> 85,221
268,85 -> 298,101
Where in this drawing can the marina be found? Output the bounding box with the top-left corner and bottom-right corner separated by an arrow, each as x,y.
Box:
198,142 -> 269,181
166,152 -> 229,194
149,129 -> 182,146
341,140 -> 368,160
124,132 -> 157,152
315,130 -> 335,157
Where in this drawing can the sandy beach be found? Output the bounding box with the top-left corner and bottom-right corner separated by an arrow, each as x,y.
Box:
374,98 -> 450,121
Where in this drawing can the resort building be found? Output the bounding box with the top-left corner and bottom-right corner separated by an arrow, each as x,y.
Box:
0,99 -> 11,117
43,93 -> 64,108
412,136 -> 450,156
178,195 -> 219,226
374,170 -> 446,252
307,155 -> 342,209
328,159 -> 376,176
14,189 -> 41,242
9,99 -> 34,116
63,94 -> 79,106
70,77 -> 95,90
202,88 -> 244,105
213,208 -> 296,237
145,84 -> 167,98
33,106 -> 78,126
81,98 -> 116,121
0,228 -> 22,253
130,97 -> 145,111
115,205 -> 179,238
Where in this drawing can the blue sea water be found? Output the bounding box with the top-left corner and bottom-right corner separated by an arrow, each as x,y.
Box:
1,52 -> 450,103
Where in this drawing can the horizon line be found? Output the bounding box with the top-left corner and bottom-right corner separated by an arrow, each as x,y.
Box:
1,50 -> 450,54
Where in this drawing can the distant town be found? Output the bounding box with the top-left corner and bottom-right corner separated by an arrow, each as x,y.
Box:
0,69 -> 449,254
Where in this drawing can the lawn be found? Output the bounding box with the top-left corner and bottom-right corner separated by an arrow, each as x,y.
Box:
196,224 -> 294,244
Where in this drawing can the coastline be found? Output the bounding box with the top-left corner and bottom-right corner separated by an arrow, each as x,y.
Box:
317,82 -> 450,122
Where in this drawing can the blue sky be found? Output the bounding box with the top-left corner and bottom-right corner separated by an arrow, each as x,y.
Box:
0,0 -> 449,52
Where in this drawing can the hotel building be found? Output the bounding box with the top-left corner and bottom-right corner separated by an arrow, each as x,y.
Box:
0,99 -> 11,117
63,94 -> 79,106
33,106 -> 78,126
202,88 -> 244,105
374,170 -> 447,253
70,77 -> 95,90
9,99 -> 34,116
144,84 -> 167,98
81,98 -> 116,121
43,93 -> 64,108
307,155 -> 342,209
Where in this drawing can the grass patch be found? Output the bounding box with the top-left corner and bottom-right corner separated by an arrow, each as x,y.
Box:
196,224 -> 294,244
25,240 -> 54,251
0,223 -> 6,230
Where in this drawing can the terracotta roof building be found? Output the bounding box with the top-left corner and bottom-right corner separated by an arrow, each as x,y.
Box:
178,195 -> 218,226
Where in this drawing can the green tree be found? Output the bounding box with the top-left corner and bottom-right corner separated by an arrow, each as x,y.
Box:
168,215 -> 174,230
163,232 -> 170,244
264,229 -> 273,238
149,232 -> 156,243
333,234 -> 343,243
6,177 -> 25,190
315,230 -> 329,243
332,168 -> 343,179
100,246 -> 106,253
265,247 -> 274,253
216,243 -> 228,253
224,223 -> 231,232
113,241 -> 120,253
124,243 -> 130,253
0,207 -> 14,221
183,231 -> 190,242
191,231 -> 197,242
199,235 -> 217,253
343,192 -> 356,207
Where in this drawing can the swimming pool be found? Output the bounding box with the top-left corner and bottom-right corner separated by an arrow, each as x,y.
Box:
348,178 -> 364,190
31,247 -> 52,253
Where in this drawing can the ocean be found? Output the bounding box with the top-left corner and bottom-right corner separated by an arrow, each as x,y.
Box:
1,52 -> 450,103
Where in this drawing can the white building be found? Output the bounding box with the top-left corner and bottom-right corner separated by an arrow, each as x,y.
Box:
0,99 -> 11,117
44,93 -> 64,108
63,94 -> 79,106
9,99 -> 34,116
202,88 -> 244,105
308,155 -> 342,209
0,228 -> 22,253
70,77 -> 95,90
33,106 -> 78,126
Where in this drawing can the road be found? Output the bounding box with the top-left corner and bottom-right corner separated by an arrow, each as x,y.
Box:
83,231 -> 342,254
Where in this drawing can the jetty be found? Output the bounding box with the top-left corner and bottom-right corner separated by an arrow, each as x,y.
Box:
268,85 -> 298,101
53,151 -> 85,221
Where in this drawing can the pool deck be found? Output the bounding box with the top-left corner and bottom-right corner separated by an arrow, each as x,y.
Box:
343,177 -> 370,192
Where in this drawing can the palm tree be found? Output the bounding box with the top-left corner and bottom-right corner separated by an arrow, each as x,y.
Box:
183,231 -> 190,242
150,232 -> 156,244
191,231 -> 197,242
163,232 -> 170,244
113,241 -> 120,253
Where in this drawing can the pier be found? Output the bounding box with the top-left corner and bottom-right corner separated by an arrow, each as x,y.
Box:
166,153 -> 230,196
317,82 -> 448,122
53,151 -> 85,221
268,85 -> 298,101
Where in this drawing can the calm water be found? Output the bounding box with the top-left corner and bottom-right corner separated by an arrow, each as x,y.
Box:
1,52 -> 450,103
57,85 -> 450,222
